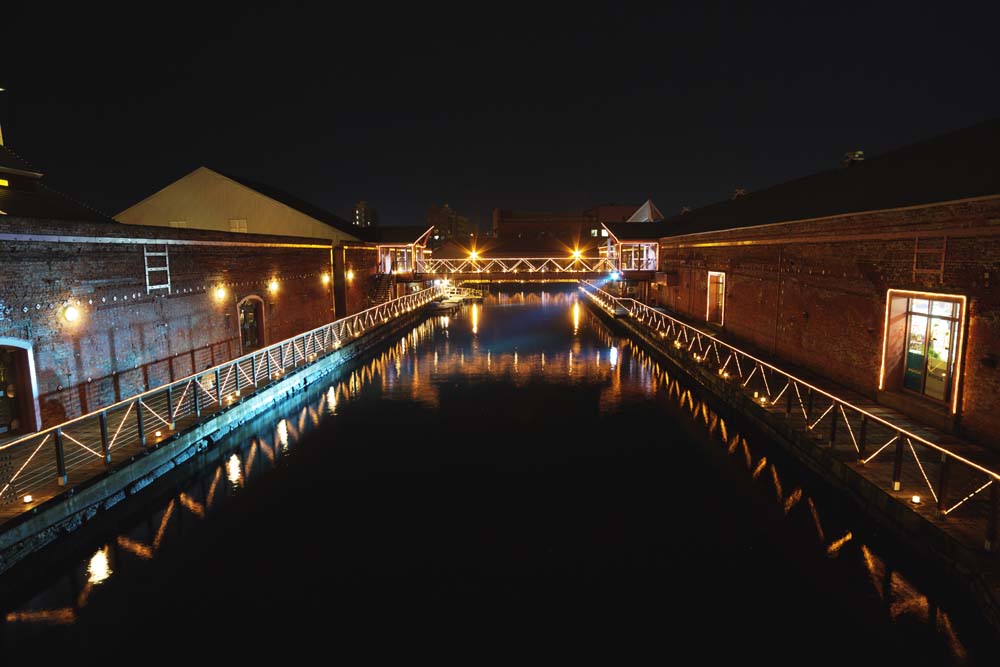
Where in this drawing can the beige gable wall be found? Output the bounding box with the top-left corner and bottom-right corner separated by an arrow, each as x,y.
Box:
116,167 -> 359,244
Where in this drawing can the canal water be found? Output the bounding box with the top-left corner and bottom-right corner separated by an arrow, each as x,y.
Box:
0,286 -> 994,660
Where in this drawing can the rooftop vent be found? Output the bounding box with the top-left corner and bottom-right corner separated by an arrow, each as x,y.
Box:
842,150 -> 865,167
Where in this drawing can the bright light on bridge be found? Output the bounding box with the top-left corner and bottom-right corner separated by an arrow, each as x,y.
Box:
572,249 -> 582,260
469,250 -> 479,261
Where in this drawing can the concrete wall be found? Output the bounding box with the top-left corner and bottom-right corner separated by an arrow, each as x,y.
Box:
0,217 -> 334,430
657,196 -> 1000,450
117,167 -> 359,245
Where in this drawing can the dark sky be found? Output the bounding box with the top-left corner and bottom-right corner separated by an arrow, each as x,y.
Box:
3,3 -> 999,230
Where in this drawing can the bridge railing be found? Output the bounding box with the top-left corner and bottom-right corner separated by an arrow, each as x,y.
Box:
579,280 -> 1000,552
421,257 -> 617,275
0,286 -> 443,518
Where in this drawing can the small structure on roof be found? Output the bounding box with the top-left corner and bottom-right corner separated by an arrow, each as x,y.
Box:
626,199 -> 664,223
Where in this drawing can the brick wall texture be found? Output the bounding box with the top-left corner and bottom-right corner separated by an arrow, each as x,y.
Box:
657,197 -> 1000,450
0,217 -> 334,428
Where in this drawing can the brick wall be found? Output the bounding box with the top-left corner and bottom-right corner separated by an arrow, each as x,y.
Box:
657,197 -> 1000,450
0,217 -> 334,429
333,244 -> 378,317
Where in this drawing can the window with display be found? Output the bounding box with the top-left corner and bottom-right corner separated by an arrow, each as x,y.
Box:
902,297 -> 960,401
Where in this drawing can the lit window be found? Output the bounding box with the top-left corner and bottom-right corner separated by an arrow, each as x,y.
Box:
601,229 -> 609,237
879,290 -> 966,414
590,229 -> 598,237
229,219 -> 248,233
0,178 -> 8,187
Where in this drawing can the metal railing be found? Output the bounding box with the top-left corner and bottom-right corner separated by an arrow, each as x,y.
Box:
419,257 -> 618,275
0,286 -> 443,518
440,285 -> 483,299
580,280 -> 1000,551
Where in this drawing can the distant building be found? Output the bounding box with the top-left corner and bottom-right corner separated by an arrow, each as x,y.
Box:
426,203 -> 468,247
491,203 -> 650,245
354,200 -> 378,228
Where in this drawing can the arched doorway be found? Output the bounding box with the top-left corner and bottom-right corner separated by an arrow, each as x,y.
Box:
237,296 -> 266,351
0,338 -> 42,436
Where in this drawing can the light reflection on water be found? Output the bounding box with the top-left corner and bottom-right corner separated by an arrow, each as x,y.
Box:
0,288 -> 981,660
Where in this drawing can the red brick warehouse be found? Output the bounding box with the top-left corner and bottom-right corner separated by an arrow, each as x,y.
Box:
637,118 -> 1000,451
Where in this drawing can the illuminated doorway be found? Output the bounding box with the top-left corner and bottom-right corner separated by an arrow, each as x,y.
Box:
901,296 -> 961,402
707,271 -> 726,325
238,296 -> 266,351
0,339 -> 41,436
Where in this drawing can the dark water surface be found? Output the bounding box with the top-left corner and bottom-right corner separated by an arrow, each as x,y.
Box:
1,287 -> 994,660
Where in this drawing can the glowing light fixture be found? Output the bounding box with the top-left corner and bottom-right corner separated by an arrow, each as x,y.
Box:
22,495 -> 33,504
469,250 -> 479,261
322,273 -> 331,285
268,279 -> 279,293
154,430 -> 162,438
911,495 -> 922,505
215,286 -> 226,300
63,305 -> 80,323
572,249 -> 582,260
346,270 -> 355,282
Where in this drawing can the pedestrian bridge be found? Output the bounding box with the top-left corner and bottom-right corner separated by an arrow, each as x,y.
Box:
399,256 -> 650,282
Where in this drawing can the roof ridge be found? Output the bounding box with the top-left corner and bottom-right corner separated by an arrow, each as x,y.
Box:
38,182 -> 114,221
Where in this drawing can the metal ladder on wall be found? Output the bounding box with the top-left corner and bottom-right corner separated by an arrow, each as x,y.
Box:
144,245 -> 172,294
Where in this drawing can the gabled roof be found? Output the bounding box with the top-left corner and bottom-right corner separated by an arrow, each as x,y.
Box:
602,221 -> 671,243
661,116 -> 1000,238
626,199 -> 663,222
216,170 -> 355,236
0,145 -> 43,178
371,225 -> 435,246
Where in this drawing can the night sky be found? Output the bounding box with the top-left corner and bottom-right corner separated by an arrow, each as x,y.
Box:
3,4 -> 998,230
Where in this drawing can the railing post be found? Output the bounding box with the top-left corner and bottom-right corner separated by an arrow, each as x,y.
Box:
136,398 -> 147,448
215,368 -> 222,406
54,427 -> 68,485
806,388 -> 814,420
292,339 -> 298,367
235,361 -> 242,396
193,379 -> 202,418
279,344 -> 285,370
251,355 -> 257,386
892,433 -> 905,491
266,350 -> 273,380
858,415 -> 868,460
99,411 -> 111,464
829,402 -> 838,448
166,385 -> 175,429
785,385 -> 793,416
936,455 -> 951,514
986,482 -> 999,552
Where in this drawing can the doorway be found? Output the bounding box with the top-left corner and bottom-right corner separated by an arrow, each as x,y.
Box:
902,297 -> 960,402
238,297 -> 265,351
0,339 -> 41,436
707,271 -> 726,325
